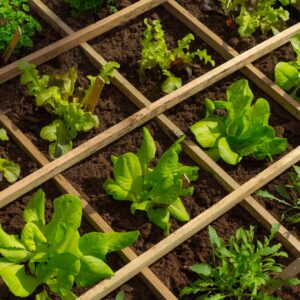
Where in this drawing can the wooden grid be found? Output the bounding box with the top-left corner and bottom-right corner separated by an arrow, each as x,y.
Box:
0,0 -> 299,299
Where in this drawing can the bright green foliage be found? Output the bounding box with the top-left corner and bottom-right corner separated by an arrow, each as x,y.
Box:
218,0 -> 296,37
190,79 -> 287,165
115,290 -> 125,300
0,189 -> 139,299
0,0 -> 41,54
104,127 -> 199,235
181,225 -> 300,299
0,128 -> 20,183
256,165 -> 300,224
65,0 -> 117,15
275,34 -> 300,103
138,18 -> 215,94
18,61 -> 119,159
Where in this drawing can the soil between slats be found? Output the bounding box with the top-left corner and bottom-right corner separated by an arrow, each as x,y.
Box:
42,0 -> 138,31
165,71 -> 300,185
150,205 -> 299,299
89,6 -> 226,102
62,121 -> 228,255
0,181 -> 154,300
0,47 -> 137,160
176,0 -> 300,53
254,165 -> 300,241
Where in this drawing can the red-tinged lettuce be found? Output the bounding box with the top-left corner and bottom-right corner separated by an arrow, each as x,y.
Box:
104,127 -> 199,235
190,79 -> 287,165
138,19 -> 215,94
217,0 -> 296,37
0,127 -> 20,183
0,189 -> 139,299
275,34 -> 300,103
18,61 -> 119,159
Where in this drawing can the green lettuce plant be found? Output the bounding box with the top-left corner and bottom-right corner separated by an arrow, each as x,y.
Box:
256,164 -> 300,224
65,0 -> 117,15
181,225 -> 300,299
0,127 -> 20,183
0,189 -> 139,299
275,34 -> 300,103
190,79 -> 287,165
104,127 -> 199,235
217,0 -> 296,37
138,18 -> 215,94
18,61 -> 119,159
0,0 -> 41,54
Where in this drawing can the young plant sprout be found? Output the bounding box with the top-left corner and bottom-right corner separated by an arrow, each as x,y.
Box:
214,0 -> 296,37
181,225 -> 300,299
65,0 -> 117,15
190,79 -> 287,165
0,189 -> 139,299
256,165 -> 300,224
275,34 -> 300,103
0,0 -> 41,55
138,18 -> 215,94
0,127 -> 20,184
18,60 -> 119,159
104,127 -> 199,235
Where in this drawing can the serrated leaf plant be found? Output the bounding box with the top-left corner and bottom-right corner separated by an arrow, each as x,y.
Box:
181,224 -> 300,300
138,18 -> 215,94
0,127 -> 20,184
256,164 -> 300,224
0,0 -> 41,54
275,34 -> 300,103
65,0 -> 117,15
0,189 -> 139,299
190,79 -> 287,165
217,0 -> 296,38
18,60 -> 119,159
104,127 -> 199,235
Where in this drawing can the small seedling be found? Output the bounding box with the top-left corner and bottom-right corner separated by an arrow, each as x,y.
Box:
256,165 -> 300,224
104,127 -> 199,235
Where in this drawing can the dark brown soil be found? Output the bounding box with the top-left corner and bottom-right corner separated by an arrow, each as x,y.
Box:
89,6 -> 225,102
165,71 -> 300,185
41,0 -> 138,31
150,204 -> 299,299
176,0 -> 300,53
1,11 -> 59,66
254,165 -> 300,240
62,121 -> 228,255
0,46 -> 137,160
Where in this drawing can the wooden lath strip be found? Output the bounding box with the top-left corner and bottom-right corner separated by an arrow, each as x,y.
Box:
0,23 -> 300,209
164,0 -> 300,120
0,114 -> 177,300
78,147 -> 300,300
0,0 -> 168,84
27,0 -> 300,259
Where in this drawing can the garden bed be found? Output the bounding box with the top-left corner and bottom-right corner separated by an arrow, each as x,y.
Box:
0,0 -> 299,299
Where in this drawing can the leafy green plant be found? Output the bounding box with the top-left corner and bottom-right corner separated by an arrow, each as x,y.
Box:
65,0 -> 117,15
217,0 -> 296,37
104,127 -> 199,235
275,34 -> 300,103
18,60 -> 119,159
190,79 -> 287,165
115,290 -> 125,300
138,18 -> 215,94
0,127 -> 20,183
0,0 -> 41,54
0,189 -> 139,299
181,225 -> 300,299
256,165 -> 300,224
